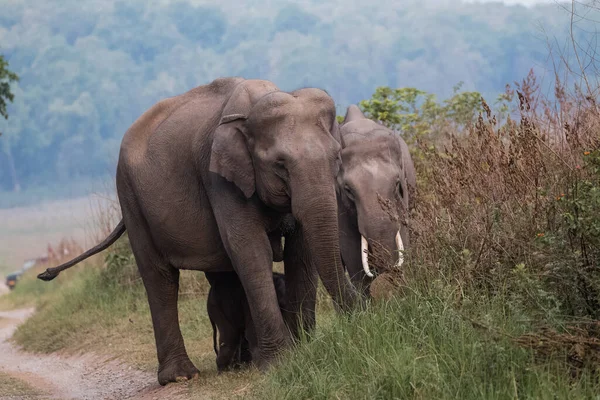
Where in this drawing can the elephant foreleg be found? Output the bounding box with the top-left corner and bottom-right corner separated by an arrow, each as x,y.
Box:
210,193 -> 291,368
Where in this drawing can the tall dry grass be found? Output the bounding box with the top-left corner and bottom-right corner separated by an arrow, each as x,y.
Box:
404,69 -> 600,321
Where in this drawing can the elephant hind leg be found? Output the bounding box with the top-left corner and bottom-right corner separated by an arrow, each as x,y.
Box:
124,213 -> 198,385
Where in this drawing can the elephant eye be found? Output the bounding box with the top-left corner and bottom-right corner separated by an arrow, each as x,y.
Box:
274,159 -> 286,169
274,159 -> 289,181
344,184 -> 355,201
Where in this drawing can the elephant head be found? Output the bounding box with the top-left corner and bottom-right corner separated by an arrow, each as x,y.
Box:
210,80 -> 357,311
337,105 -> 416,285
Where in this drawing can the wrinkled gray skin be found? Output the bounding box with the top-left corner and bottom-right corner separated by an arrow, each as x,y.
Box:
206,271 -> 287,372
37,78 -> 361,385
337,105 -> 417,295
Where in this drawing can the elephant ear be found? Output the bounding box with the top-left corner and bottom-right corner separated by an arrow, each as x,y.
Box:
209,87 -> 256,198
210,80 -> 280,198
343,105 -> 365,124
331,118 -> 342,145
340,105 -> 369,149
398,134 -> 417,210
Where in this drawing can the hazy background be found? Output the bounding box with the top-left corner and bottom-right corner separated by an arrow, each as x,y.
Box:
0,0 -> 595,268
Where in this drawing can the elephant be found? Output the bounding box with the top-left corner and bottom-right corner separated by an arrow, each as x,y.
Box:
336,105 -> 417,295
206,271 -> 287,372
37,77 -> 362,385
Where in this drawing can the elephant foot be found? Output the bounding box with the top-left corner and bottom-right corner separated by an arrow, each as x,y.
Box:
255,355 -> 279,372
158,358 -> 199,386
254,340 -> 290,371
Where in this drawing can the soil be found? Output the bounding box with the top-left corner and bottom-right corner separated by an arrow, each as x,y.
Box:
0,308 -> 202,400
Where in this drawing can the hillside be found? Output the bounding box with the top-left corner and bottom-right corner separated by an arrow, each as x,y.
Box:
0,0 -> 590,196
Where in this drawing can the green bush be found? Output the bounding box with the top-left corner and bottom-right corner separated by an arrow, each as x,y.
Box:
536,150 -> 600,318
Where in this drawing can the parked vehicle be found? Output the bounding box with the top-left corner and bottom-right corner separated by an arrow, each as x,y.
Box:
5,271 -> 22,290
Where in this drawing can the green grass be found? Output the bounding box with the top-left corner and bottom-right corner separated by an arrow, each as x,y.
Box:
0,371 -> 44,399
256,288 -> 600,400
3,239 -> 599,399
0,258 -> 96,311
7,240 -> 212,367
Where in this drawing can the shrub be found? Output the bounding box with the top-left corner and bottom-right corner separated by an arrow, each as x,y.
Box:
389,70 -> 600,321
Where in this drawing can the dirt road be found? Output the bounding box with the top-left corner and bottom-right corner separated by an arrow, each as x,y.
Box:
0,308 -> 190,400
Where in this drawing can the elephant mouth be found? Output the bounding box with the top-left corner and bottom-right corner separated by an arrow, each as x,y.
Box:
361,232 -> 404,278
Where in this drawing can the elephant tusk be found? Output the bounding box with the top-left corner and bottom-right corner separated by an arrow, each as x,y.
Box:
361,235 -> 374,278
395,231 -> 404,268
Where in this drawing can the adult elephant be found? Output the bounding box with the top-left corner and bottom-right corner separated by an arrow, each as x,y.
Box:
38,78 -> 361,385
336,105 -> 417,295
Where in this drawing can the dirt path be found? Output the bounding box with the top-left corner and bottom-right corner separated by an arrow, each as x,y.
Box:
0,308 -> 191,400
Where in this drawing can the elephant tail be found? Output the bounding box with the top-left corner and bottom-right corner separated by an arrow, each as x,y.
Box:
37,219 -> 127,281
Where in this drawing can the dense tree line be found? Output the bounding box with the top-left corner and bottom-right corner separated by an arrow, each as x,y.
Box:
0,0 -> 591,193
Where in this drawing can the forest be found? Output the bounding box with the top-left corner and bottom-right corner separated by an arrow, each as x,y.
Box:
0,0 -> 590,196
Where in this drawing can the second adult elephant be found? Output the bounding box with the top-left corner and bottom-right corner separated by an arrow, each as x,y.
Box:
337,105 -> 417,294
38,78 -> 361,385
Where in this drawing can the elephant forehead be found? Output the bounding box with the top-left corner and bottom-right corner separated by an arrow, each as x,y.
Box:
342,158 -> 398,181
249,92 -> 296,118
255,128 -> 332,159
341,138 -> 402,166
250,93 -> 334,124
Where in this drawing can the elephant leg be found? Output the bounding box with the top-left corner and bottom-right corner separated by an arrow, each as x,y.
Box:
242,294 -> 259,363
283,227 -> 318,340
205,271 -> 247,372
127,223 -> 198,385
210,199 -> 291,368
239,335 -> 252,365
229,246 -> 290,367
215,327 -> 244,372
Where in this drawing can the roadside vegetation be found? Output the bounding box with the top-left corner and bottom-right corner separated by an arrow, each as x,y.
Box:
0,371 -> 43,398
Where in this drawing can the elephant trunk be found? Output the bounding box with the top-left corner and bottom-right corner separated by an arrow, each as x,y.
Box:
357,205 -> 406,277
291,181 -> 359,312
360,231 -> 404,278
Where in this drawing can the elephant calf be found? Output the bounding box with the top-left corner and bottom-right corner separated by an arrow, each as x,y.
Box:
206,271 -> 287,372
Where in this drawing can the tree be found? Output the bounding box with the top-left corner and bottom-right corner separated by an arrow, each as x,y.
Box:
0,54 -> 18,125
359,84 -> 483,143
0,54 -> 20,191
